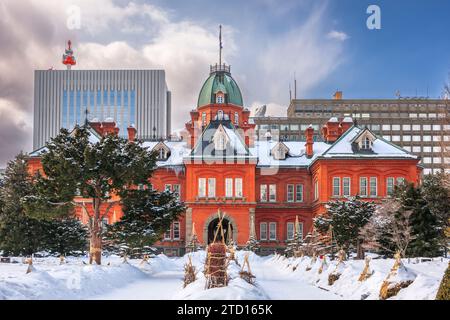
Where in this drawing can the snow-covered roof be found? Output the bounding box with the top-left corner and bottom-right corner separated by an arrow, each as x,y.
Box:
322,126 -> 418,159
251,141 -> 330,167
142,141 -> 191,167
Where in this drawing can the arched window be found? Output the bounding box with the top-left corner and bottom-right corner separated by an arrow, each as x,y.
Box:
217,110 -> 224,120
234,112 -> 239,126
216,92 -> 224,104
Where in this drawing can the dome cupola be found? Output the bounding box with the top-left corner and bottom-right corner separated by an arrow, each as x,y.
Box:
197,63 -> 243,108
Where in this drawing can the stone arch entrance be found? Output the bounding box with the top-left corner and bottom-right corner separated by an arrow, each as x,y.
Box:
203,214 -> 238,244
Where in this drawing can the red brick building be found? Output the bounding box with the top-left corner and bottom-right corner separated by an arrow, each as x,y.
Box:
28,64 -> 422,255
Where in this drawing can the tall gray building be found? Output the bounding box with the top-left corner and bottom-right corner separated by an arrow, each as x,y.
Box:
33,70 -> 171,149
252,92 -> 450,175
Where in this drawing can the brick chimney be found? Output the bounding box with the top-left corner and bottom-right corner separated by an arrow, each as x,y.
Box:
101,118 -> 119,136
305,125 -> 314,158
339,117 -> 353,135
322,117 -> 340,143
89,119 -> 102,135
127,125 -> 137,142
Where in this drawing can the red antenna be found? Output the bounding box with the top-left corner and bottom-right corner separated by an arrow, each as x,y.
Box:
62,40 -> 76,70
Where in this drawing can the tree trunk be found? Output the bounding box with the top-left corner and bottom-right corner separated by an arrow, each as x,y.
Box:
89,199 -> 102,265
356,239 -> 365,260
89,226 -> 102,265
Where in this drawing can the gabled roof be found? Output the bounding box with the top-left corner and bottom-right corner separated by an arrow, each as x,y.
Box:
189,120 -> 253,159
321,126 -> 418,159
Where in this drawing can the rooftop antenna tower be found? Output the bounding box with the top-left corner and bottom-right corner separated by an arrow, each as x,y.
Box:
294,72 -> 297,99
62,40 -> 76,70
289,82 -> 292,101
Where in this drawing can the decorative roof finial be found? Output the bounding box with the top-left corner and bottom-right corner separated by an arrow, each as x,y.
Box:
219,25 -> 223,66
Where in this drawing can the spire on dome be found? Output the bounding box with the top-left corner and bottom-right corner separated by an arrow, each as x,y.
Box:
62,40 -> 76,70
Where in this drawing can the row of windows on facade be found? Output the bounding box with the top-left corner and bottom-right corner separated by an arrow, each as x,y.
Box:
195,177 -> 407,202
137,183 -> 180,199
382,135 -> 450,143
330,176 -> 405,198
259,222 -> 303,241
293,112 -> 448,119
258,131 -> 450,146
62,90 -> 136,137
162,221 -> 305,242
202,110 -> 239,126
198,178 -> 243,198
257,123 -> 450,132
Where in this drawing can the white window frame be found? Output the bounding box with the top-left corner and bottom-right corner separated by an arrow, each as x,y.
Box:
225,178 -> 233,198
287,184 -> 294,202
332,177 -> 341,197
269,222 -> 277,240
173,222 -> 180,240
269,184 -> 276,202
208,178 -> 216,198
314,181 -> 319,200
387,177 -> 394,195
295,184 -> 303,202
287,222 -> 295,240
343,177 -> 351,197
260,222 -> 267,240
260,184 -> 267,202
360,177 -> 368,197
235,178 -> 243,198
173,184 -> 180,199
198,178 -> 206,198
369,177 -> 377,197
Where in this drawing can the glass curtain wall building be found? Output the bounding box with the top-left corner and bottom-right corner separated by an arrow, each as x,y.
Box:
33,70 -> 171,149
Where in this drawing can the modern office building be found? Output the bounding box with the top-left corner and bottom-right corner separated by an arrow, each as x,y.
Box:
33,42 -> 171,149
252,92 -> 450,175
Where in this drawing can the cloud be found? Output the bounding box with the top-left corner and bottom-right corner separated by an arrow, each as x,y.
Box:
327,30 -> 349,41
251,4 -> 346,115
0,0 -> 346,166
0,0 -> 228,166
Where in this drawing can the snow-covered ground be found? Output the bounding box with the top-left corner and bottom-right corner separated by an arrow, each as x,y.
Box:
0,251 -> 446,300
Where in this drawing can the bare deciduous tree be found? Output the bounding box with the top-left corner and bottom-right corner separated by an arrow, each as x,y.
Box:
360,198 -> 415,257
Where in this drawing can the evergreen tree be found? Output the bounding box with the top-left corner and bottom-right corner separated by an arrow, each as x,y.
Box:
0,153 -> 46,256
104,188 -> 185,258
24,126 -> 157,264
42,219 -> 88,256
314,196 -> 375,254
402,183 -> 441,257
422,172 -> 450,252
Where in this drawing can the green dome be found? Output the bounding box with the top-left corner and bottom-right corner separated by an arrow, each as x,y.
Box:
197,68 -> 243,107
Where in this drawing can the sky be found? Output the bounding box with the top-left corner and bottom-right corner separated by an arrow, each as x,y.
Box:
0,0 -> 449,166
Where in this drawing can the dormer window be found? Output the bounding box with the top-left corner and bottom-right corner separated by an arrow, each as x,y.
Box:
216,91 -> 225,104
352,128 -> 376,152
271,142 -> 289,160
152,142 -> 171,161
217,134 -> 226,150
212,124 -> 229,151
